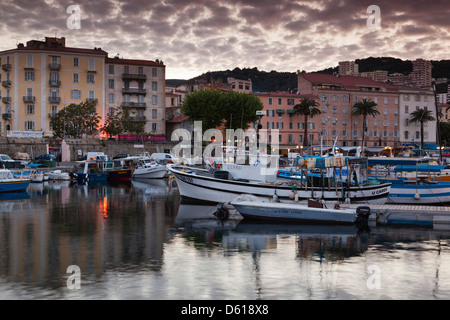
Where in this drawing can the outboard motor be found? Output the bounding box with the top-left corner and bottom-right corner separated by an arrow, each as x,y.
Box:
356,206 -> 371,228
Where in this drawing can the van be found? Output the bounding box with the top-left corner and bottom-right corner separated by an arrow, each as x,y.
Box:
151,153 -> 179,164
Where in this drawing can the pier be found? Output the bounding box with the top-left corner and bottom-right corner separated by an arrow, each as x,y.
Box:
341,203 -> 450,229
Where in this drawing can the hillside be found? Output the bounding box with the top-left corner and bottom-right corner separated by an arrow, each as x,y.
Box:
167,57 -> 450,93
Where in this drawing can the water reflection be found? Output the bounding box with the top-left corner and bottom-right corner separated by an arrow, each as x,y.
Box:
1,181 -> 450,299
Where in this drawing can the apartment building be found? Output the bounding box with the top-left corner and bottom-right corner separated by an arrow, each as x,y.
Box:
0,37 -> 106,135
411,58 -> 433,88
398,87 -> 437,145
338,61 -> 359,76
105,56 -> 166,136
254,92 -> 319,150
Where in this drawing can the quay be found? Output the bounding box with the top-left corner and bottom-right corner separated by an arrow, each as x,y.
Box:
341,203 -> 450,229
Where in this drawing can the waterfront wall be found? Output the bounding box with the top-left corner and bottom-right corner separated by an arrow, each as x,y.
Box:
0,137 -> 178,161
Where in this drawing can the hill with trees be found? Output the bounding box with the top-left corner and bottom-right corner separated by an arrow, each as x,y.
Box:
167,57 -> 450,93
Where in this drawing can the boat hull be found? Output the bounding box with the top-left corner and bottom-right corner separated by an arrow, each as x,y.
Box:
0,180 -> 31,192
168,165 -> 391,205
232,201 -> 358,224
107,168 -> 134,181
133,166 -> 166,179
387,182 -> 450,204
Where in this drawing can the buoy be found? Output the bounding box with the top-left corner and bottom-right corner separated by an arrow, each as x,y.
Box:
289,191 -> 295,199
415,192 -> 420,200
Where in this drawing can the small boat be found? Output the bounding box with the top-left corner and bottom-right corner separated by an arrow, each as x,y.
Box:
230,197 -> 371,226
132,158 -> 167,179
47,170 -> 72,180
0,169 -> 31,192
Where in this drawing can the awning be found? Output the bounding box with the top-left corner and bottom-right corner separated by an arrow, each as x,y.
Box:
338,146 -> 358,151
365,147 -> 386,153
423,143 -> 439,150
287,110 -> 295,114
276,109 -> 285,114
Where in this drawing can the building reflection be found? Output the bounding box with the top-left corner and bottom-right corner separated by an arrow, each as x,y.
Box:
0,180 -> 180,287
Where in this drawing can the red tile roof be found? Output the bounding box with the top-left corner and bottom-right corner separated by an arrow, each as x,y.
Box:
168,115 -> 189,123
5,45 -> 108,56
301,73 -> 398,90
106,57 -> 164,67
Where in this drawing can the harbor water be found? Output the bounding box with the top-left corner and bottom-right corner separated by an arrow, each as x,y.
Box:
1,179 -> 450,300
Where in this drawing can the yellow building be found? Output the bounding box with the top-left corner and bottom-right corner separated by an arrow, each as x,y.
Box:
0,37 -> 107,136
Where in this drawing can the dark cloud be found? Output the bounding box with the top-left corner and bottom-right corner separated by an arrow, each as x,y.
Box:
0,0 -> 447,79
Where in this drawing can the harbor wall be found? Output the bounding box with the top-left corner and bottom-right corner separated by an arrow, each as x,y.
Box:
0,137 -> 178,161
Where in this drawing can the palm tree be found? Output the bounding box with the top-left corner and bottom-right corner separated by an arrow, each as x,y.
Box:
293,98 -> 321,148
409,108 -> 436,154
352,98 -> 379,156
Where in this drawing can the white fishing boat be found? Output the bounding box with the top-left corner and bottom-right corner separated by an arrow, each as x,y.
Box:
230,197 -> 371,225
132,157 -> 167,179
0,169 -> 31,192
47,169 -> 72,180
168,156 -> 391,205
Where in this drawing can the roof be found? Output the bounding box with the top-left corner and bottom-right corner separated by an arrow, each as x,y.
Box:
300,73 -> 398,90
168,115 -> 189,123
105,57 -> 164,67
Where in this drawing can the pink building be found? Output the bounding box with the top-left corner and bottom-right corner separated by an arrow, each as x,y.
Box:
254,92 -> 319,151
297,72 -> 402,148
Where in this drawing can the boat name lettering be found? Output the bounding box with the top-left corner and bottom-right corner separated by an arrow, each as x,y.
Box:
178,174 -> 193,183
372,188 -> 387,195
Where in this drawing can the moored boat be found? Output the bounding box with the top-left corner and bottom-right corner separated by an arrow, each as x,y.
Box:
0,169 -> 31,192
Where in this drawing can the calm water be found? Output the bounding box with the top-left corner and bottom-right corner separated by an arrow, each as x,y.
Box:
1,179 -> 450,300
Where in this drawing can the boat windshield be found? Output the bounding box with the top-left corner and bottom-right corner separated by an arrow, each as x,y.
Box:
0,170 -> 14,179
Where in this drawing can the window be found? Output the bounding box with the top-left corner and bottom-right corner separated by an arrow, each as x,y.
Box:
109,64 -> 114,74
342,118 -> 347,126
87,74 -> 95,84
88,90 -> 95,100
298,135 -> 303,143
279,134 -> 283,143
267,122 -> 274,129
395,98 -> 398,105
321,106 -> 327,113
51,105 -> 58,115
373,119 -> 377,126
322,117 -> 327,125
384,108 -> 388,115
404,95 -> 410,101
332,106 -> 337,114
298,122 -> 304,129
287,99 -> 294,105
108,108 -> 115,116
71,89 -> 81,99
374,97 -> 378,104
108,79 -> 114,89
384,97 -> 388,104
342,130 -> 348,137
152,81 -> 158,91
416,131 -> 420,139
405,105 -> 409,113
404,131 -> 409,139
405,119 -> 409,126
25,71 -> 34,81
278,98 -> 282,105
26,55 -> 33,68
353,118 -> 358,126
343,107 -> 347,114
73,73 -> 79,83
289,122 -> 293,129
108,93 -> 114,103
152,123 -> 157,132
138,67 -> 144,75
267,110 -> 274,117
73,57 -> 79,67
152,95 -> 157,104
394,119 -> 398,127
353,130 -> 359,137
288,134 -> 293,144
268,98 -> 273,105
152,109 -> 157,119
394,108 -> 398,115
88,58 -> 95,71
25,121 -> 34,130
124,66 -> 129,74
332,117 -> 337,125
152,68 -> 157,77
26,104 -> 34,115
276,122 -> 283,129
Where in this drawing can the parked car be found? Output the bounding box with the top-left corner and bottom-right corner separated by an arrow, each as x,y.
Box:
150,153 -> 180,164
34,154 -> 56,161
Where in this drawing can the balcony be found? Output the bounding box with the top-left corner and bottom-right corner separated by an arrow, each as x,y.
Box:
2,80 -> 11,87
86,98 -> 98,104
2,113 -> 11,120
2,97 -> 12,104
2,64 -> 11,71
48,113 -> 57,119
122,87 -> 146,95
48,63 -> 61,70
121,102 -> 146,109
49,80 -> 61,87
23,96 -> 36,103
130,116 -> 146,122
48,96 -> 61,103
122,73 -> 147,81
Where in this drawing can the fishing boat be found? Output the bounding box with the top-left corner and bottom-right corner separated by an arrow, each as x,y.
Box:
131,157 -> 167,179
368,158 -> 450,204
0,169 -> 31,192
47,169 -> 72,181
168,155 -> 391,205
230,197 -> 371,225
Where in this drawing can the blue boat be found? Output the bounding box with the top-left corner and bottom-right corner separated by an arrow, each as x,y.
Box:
0,169 -> 31,192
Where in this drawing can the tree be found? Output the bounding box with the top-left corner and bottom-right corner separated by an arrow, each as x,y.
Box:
102,109 -> 123,139
409,108 -> 436,153
352,98 -> 379,155
50,101 -> 101,139
181,90 -> 264,132
119,108 -> 146,141
293,98 -> 321,148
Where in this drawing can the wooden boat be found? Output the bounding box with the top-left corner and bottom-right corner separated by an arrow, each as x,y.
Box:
0,169 -> 31,192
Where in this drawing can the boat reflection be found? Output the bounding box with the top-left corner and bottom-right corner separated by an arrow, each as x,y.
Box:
0,191 -> 30,201
132,178 -> 178,199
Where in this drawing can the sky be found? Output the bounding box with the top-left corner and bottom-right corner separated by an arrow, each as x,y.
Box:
0,0 -> 449,80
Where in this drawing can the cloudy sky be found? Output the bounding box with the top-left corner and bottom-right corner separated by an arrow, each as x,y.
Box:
0,0 -> 449,79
